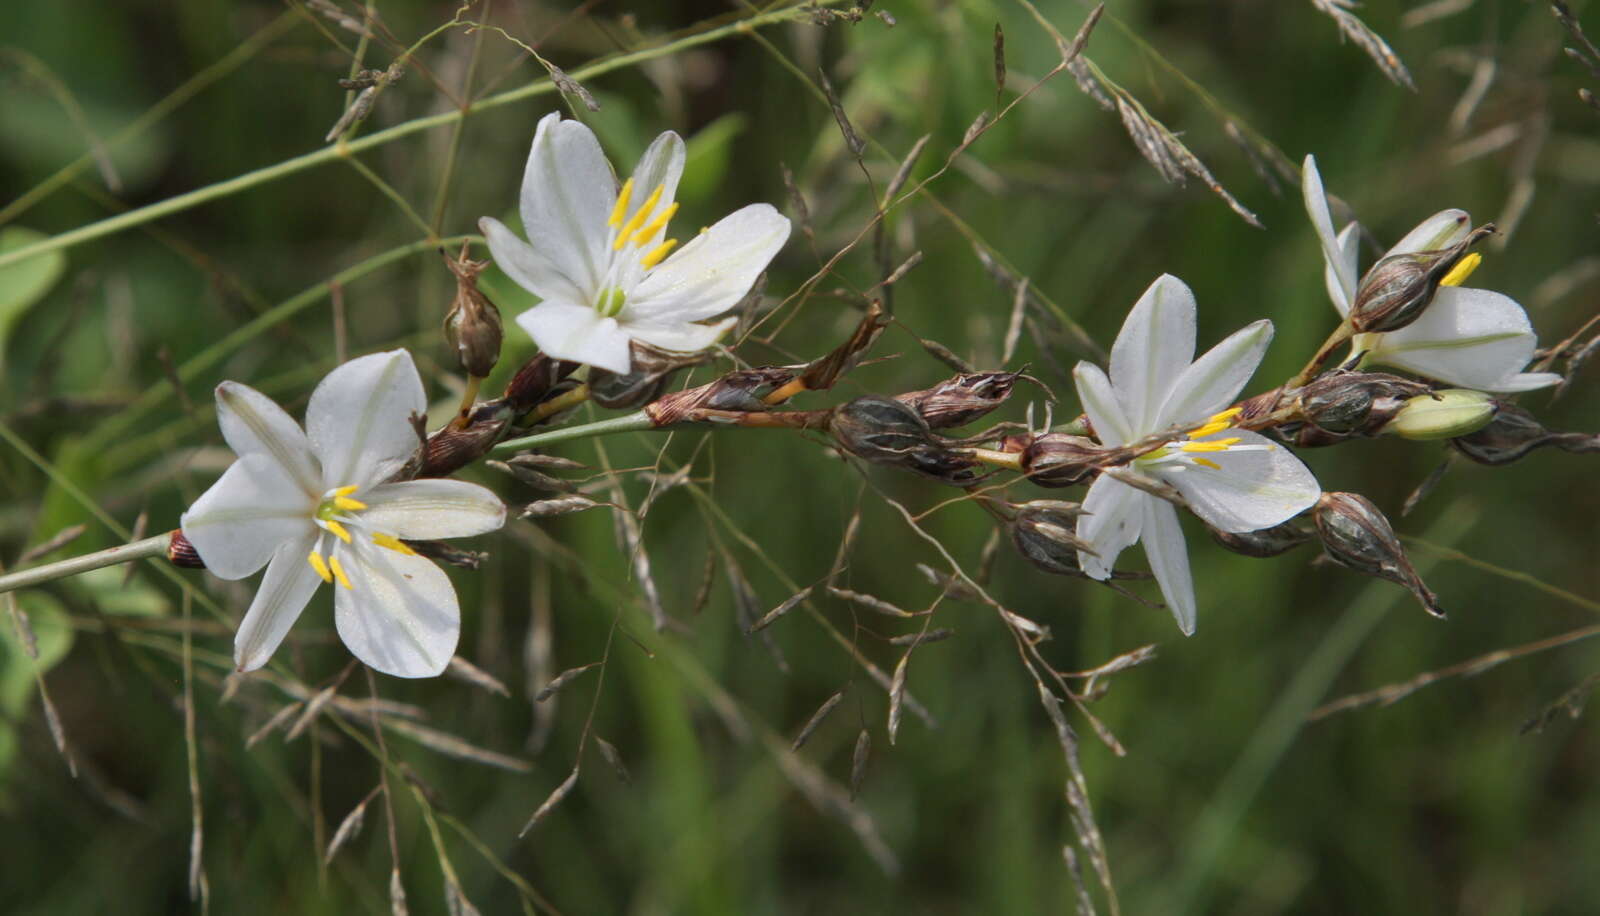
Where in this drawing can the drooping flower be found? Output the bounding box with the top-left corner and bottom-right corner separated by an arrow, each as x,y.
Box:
1302,154 -> 1560,393
481,112 -> 791,374
180,350 -> 506,678
1073,275 -> 1322,633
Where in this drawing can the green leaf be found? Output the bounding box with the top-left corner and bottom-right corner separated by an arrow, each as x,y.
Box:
0,226 -> 67,364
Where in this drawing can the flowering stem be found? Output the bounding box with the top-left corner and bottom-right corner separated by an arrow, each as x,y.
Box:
450,376 -> 485,428
492,411 -> 655,453
523,383 -> 591,424
1287,317 -> 1354,389
0,533 -> 173,597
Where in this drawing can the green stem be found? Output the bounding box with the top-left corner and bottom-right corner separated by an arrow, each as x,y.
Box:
0,2 -> 831,270
492,411 -> 654,453
0,533 -> 172,596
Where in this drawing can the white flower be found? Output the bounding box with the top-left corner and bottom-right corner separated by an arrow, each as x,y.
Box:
1073,275 -> 1321,634
180,350 -> 506,678
1302,154 -> 1560,393
481,112 -> 791,375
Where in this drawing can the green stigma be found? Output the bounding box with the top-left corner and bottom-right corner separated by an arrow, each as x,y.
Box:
596,287 -> 626,318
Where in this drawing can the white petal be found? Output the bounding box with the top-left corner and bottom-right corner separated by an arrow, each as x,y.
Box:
359,479 -> 507,539
181,455 -> 317,579
1364,287 -> 1540,390
334,542 -> 460,678
233,534 -> 323,673
214,381 -> 319,495
1109,274 -> 1195,430
1153,430 -> 1320,533
1076,473 -> 1145,580
480,216 -> 585,306
1481,371 -> 1562,393
1073,361 -> 1134,448
1302,154 -> 1356,306
306,350 -> 427,489
626,130 -> 686,225
519,112 -> 616,301
1385,208 -> 1470,257
626,203 -> 790,323
1324,222 -> 1360,316
623,316 -> 735,354
1156,319 -> 1273,428
515,300 -> 633,373
1140,497 -> 1197,635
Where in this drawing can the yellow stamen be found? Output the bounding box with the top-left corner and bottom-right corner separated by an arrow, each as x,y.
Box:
607,177 -> 634,228
1191,457 -> 1222,470
633,202 -> 679,247
325,519 -> 352,544
1180,437 -> 1241,454
1439,252 -> 1481,288
332,485 -> 360,497
307,551 -> 333,583
1187,407 -> 1245,439
372,532 -> 418,557
327,553 -> 354,590
639,238 -> 678,270
613,183 -> 664,250
334,495 -> 367,511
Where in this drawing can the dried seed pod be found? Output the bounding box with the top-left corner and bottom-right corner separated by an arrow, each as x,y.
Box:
441,243 -> 503,378
1380,389 -> 1495,440
1207,519 -> 1313,558
1020,433 -> 1101,487
1295,370 -> 1431,435
1451,401 -> 1600,466
1010,500 -> 1092,577
503,355 -> 581,414
419,401 -> 512,478
643,367 -> 797,425
1312,492 -> 1443,618
895,371 -> 1024,429
829,396 -> 985,486
590,342 -> 713,409
1349,225 -> 1494,333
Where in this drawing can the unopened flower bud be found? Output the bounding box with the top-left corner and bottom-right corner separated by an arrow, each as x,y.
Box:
1450,402 -> 1600,466
1020,433 -> 1101,487
1312,492 -> 1443,618
442,244 -> 503,378
1010,500 -> 1091,577
1381,389 -> 1495,440
896,371 -> 1024,429
1349,224 -> 1493,333
503,355 -> 580,414
167,530 -> 206,568
590,342 -> 712,409
1207,519 -> 1313,558
1296,370 -> 1430,435
829,395 -> 983,486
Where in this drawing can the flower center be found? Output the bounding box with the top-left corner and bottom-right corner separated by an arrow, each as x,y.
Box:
1136,408 -> 1266,472
306,484 -> 417,590
593,177 -> 681,316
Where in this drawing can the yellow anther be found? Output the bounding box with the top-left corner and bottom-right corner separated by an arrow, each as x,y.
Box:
332,485 -> 360,497
372,532 -> 418,557
1187,407 -> 1244,439
1439,252 -> 1481,288
607,177 -> 634,228
613,183 -> 664,250
633,202 -> 679,247
307,551 -> 333,583
333,496 -> 367,511
1191,457 -> 1222,470
325,519 -> 352,544
639,238 -> 678,270
328,553 -> 354,590
1180,437 -> 1241,454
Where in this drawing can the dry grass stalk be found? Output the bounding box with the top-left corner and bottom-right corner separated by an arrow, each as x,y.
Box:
887,654 -> 910,744
519,765 -> 580,837
1036,681 -> 1119,916
849,729 -> 871,800
747,586 -> 814,634
520,495 -> 600,518
1522,672 -> 1600,734
18,524 -> 87,564
445,655 -> 509,696
1311,0 -> 1417,90
594,736 -> 631,784
535,662 -> 601,702
888,628 -> 954,647
1063,845 -> 1099,916
828,586 -> 921,618
381,718 -> 533,773
792,688 -> 847,751
324,785 -> 382,864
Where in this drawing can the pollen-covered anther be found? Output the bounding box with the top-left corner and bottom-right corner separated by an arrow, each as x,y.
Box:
372,532 -> 419,557
307,551 -> 334,583
1186,407 -> 1243,439
640,239 -> 678,269
325,519 -> 352,544
607,177 -> 634,228
613,183 -> 665,250
1439,252 -> 1480,288
634,202 -> 678,248
1179,437 -> 1241,454
327,554 -> 354,590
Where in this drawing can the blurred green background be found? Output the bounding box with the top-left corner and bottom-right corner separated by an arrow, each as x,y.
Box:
2,0 -> 1598,913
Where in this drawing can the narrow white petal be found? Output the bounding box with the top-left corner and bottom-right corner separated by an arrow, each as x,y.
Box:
1302,154 -> 1356,306
214,381 -> 319,495
1076,473 -> 1145,580
519,112 -> 616,300
360,479 -> 507,539
623,316 -> 735,355
480,216 -> 586,306
306,350 -> 427,488
1157,319 -> 1273,428
181,455 -> 317,579
233,534 -> 322,673
1109,274 -> 1196,429
1324,222 -> 1360,316
1154,430 -> 1320,533
626,203 -> 790,323
1140,497 -> 1197,635
1073,361 -> 1134,448
1385,208 -> 1470,257
1482,371 -> 1562,393
334,542 -> 459,678
515,300 -> 633,374
1364,287 -> 1540,389
626,130 -> 687,223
